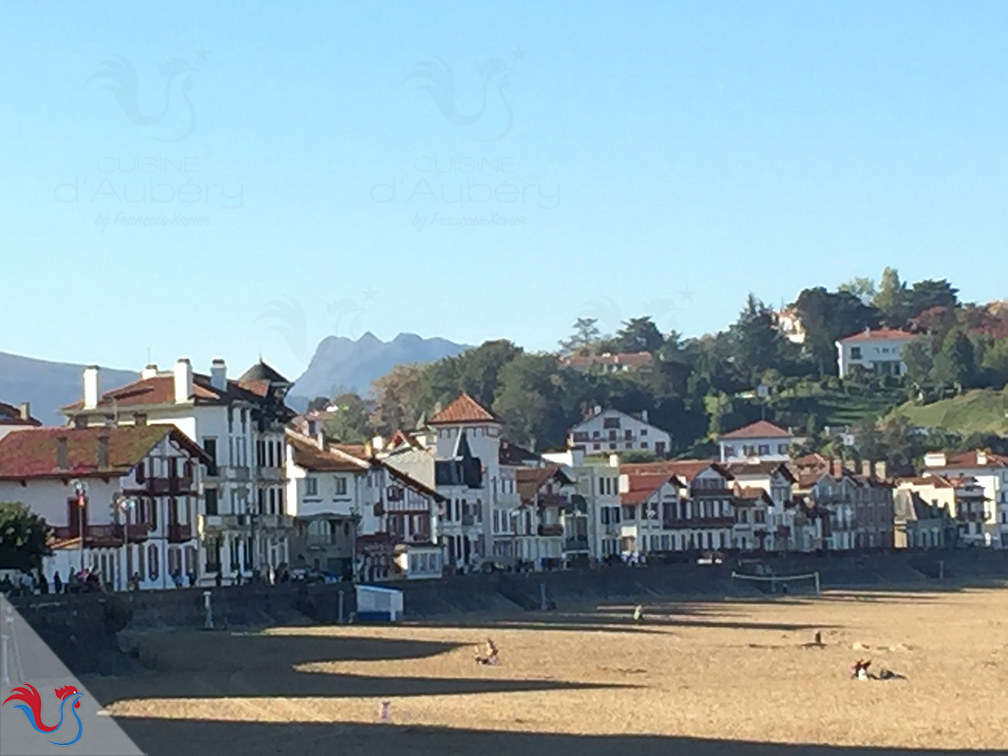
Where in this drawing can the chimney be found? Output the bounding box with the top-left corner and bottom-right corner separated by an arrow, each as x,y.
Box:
594,405 -> 603,417
372,435 -> 385,453
97,435 -> 109,468
861,459 -> 873,478
316,430 -> 325,450
173,359 -> 193,404
210,359 -> 227,391
641,409 -> 649,424
18,402 -> 31,421
57,436 -> 68,470
977,450 -> 988,466
141,363 -> 158,380
874,460 -> 887,480
83,365 -> 101,410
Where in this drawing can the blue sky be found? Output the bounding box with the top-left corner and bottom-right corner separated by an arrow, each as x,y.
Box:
2,1 -> 1008,381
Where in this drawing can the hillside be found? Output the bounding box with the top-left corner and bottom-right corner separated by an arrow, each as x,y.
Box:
0,352 -> 138,425
289,332 -> 468,409
890,388 -> 1008,436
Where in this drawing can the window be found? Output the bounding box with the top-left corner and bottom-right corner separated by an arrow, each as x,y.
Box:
624,430 -> 633,440
305,477 -> 318,497
267,441 -> 274,468
148,544 -> 159,581
592,430 -> 600,438
334,477 -> 347,496
640,429 -> 647,437
655,442 -> 666,455
269,488 -> 277,514
205,488 -> 218,516
758,444 -> 770,455
641,442 -> 648,449
603,417 -> 621,429
228,408 -> 234,433
136,460 -> 146,484
777,443 -> 788,454
850,346 -> 862,360
241,409 -> 247,432
593,444 -> 601,450
203,438 -> 217,476
601,508 -> 610,525
608,430 -> 617,440
622,505 -> 636,521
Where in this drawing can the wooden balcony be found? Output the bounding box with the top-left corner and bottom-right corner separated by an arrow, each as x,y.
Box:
538,524 -> 564,537
167,523 -> 193,543
52,523 -> 151,547
145,474 -> 195,494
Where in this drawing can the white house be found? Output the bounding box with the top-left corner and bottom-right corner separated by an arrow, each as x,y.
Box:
0,425 -> 210,590
62,358 -> 296,585
618,471 -> 682,556
568,407 -> 671,457
835,328 -> 916,378
718,420 -> 795,464
724,460 -> 796,551
543,449 -> 622,562
923,449 -> 1008,548
284,430 -> 444,581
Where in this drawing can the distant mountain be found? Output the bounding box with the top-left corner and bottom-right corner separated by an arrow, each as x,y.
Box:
289,332 -> 468,409
0,352 -> 138,425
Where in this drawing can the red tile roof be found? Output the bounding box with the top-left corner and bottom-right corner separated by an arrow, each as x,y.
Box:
0,426 -> 208,480
838,327 -> 915,343
287,432 -> 367,473
622,472 -> 681,505
719,420 -> 793,440
928,449 -> 1008,468
427,393 -> 499,425
620,459 -> 732,484
515,465 -> 573,503
725,460 -> 796,482
61,372 -> 267,412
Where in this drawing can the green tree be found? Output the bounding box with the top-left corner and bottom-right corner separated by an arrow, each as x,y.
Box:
0,502 -> 52,573
321,392 -> 371,442
873,266 -> 908,324
838,277 -> 877,304
726,294 -> 790,386
901,337 -> 934,389
559,318 -> 601,355
370,363 -> 431,434
933,330 -> 976,392
980,337 -> 1008,389
492,354 -> 553,449
906,279 -> 958,321
612,316 -> 664,354
792,287 -> 881,376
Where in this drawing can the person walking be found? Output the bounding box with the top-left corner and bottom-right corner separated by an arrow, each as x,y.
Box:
53,571 -> 63,595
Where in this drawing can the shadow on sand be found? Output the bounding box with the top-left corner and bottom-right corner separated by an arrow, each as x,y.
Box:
85,632 -> 630,705
108,717 -> 996,756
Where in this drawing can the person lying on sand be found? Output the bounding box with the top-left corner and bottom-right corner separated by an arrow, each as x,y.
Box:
852,659 -> 872,680
475,637 -> 499,665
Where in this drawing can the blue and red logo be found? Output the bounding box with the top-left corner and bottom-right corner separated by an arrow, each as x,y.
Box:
2,683 -> 84,746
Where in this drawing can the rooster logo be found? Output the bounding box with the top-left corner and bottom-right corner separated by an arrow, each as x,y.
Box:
404,55 -> 518,142
2,684 -> 84,746
87,55 -> 199,141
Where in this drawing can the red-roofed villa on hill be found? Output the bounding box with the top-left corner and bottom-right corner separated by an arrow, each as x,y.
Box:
835,327 -> 916,378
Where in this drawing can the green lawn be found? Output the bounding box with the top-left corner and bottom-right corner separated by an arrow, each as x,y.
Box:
890,388 -> 1008,436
